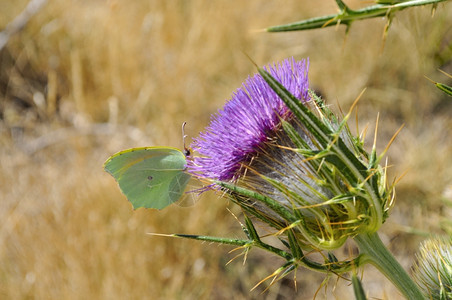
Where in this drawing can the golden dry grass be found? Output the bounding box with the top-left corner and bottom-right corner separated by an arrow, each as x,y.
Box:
1,0 -> 452,299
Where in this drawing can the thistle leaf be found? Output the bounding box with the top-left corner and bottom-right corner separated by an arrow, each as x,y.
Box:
436,82 -> 452,97
352,274 -> 368,300
266,0 -> 447,33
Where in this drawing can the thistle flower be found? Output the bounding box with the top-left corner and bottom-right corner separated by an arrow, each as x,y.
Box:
413,237 -> 452,300
188,58 -> 390,250
188,57 -> 310,181
184,58 -> 424,299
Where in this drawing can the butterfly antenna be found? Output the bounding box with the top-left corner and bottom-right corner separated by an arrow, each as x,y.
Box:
182,122 -> 191,157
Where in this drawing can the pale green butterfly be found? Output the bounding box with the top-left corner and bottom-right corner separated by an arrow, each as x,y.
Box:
104,147 -> 192,210
104,123 -> 198,210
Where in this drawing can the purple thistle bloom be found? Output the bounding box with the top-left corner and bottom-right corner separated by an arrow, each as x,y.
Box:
187,58 -> 310,181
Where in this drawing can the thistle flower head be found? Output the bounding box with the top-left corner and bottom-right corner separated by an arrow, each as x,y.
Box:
188,58 -> 310,181
188,58 -> 392,251
413,237 -> 452,300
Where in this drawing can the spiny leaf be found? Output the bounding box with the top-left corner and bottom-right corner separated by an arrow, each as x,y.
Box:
352,273 -> 368,300
266,0 -> 447,32
436,82 -> 452,97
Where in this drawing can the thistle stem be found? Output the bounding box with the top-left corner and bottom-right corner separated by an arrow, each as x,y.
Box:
354,232 -> 424,300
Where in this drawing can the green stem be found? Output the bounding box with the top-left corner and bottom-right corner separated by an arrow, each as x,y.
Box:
354,232 -> 424,300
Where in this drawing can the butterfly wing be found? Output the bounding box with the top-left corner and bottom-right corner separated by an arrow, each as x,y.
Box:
104,147 -> 191,210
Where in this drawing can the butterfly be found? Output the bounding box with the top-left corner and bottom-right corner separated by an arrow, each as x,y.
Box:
104,146 -> 194,210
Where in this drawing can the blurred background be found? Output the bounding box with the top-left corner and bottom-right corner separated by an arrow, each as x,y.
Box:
1,0 -> 451,299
